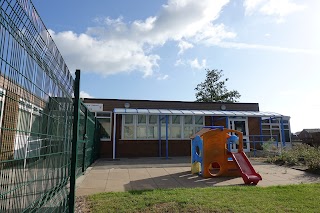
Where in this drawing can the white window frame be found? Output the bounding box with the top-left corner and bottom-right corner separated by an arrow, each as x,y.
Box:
261,116 -> 291,143
121,114 -> 204,140
147,114 -> 158,139
0,88 -> 6,135
136,114 -> 147,139
169,115 -> 182,139
95,111 -> 112,141
228,117 -> 250,152
15,99 -> 42,162
122,114 -> 136,139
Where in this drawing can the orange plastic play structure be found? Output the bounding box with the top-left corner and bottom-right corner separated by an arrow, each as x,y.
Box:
191,127 -> 262,185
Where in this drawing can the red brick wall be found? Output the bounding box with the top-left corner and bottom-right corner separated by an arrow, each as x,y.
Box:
248,117 -> 261,135
115,140 -> 190,158
84,98 -> 261,158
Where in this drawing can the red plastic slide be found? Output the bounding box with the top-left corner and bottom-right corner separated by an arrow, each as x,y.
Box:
231,152 -> 262,185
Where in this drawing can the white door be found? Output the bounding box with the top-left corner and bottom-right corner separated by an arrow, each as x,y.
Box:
228,117 -> 250,152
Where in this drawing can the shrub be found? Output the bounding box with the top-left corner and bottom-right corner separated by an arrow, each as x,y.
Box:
269,144 -> 320,174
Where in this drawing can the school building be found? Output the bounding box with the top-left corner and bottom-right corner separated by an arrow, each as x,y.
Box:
83,98 -> 291,159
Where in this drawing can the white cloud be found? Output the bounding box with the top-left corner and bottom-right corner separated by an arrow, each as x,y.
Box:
244,0 -> 306,22
50,0 -> 232,77
215,41 -> 319,54
50,30 -> 160,77
178,40 -> 193,55
80,91 -> 94,98
157,74 -> 169,80
194,23 -> 236,46
189,58 -> 207,70
174,59 -> 185,66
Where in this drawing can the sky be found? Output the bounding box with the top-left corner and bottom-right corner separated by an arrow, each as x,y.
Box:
32,0 -> 320,133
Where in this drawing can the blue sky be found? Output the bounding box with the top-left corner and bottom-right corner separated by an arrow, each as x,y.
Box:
32,0 -> 320,133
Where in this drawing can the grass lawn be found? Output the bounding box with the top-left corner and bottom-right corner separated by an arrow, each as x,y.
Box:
87,183 -> 320,213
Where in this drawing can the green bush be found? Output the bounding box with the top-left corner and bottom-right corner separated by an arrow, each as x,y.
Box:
269,144 -> 320,174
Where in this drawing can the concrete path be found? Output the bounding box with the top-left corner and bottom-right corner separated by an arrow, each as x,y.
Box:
76,157 -> 320,196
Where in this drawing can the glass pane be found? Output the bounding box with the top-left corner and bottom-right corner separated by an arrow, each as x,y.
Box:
262,130 -> 271,136
137,115 -> 146,124
170,126 -> 181,138
18,109 -> 31,132
160,116 -> 167,124
172,115 -> 181,124
234,121 -> 246,135
195,116 -> 203,125
271,129 -> 280,142
149,115 -> 157,124
124,126 -> 134,138
161,126 -> 168,139
137,126 -> 147,138
124,114 -> 134,124
148,126 -> 158,139
195,126 -> 202,134
184,126 -> 194,139
31,114 -> 41,133
99,118 -> 111,139
184,115 -> 193,124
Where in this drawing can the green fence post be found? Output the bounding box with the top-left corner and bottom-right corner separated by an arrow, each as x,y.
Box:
82,106 -> 88,173
94,117 -> 99,160
69,69 -> 81,213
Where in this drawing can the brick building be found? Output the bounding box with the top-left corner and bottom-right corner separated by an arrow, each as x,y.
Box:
83,98 -> 291,158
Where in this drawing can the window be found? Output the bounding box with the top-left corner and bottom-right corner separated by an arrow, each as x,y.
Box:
136,115 -> 147,138
170,115 -> 181,138
15,100 -> 42,159
18,109 -> 31,132
124,114 -> 134,124
194,115 -> 204,134
137,115 -> 146,124
123,114 -> 135,139
260,117 -> 291,143
183,115 -> 204,139
148,115 -> 158,139
121,114 -> 204,140
96,111 -> 112,140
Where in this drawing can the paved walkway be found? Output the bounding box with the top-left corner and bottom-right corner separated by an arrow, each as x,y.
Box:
76,157 -> 320,196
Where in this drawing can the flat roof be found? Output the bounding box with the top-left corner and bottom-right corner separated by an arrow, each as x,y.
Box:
113,108 -> 287,117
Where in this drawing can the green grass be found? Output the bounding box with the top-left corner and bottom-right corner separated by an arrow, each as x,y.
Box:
88,183 -> 320,213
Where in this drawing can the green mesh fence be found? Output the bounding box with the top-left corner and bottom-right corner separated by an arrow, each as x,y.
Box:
76,102 -> 99,177
0,0 -> 100,212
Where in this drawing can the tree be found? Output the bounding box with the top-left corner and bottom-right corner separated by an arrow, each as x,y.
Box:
195,69 -> 241,102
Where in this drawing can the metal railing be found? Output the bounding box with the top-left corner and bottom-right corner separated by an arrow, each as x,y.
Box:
247,135 -> 281,157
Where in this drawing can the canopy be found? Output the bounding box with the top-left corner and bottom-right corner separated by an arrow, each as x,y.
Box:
113,108 -> 287,117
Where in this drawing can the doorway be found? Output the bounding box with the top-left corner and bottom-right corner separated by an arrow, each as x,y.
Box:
228,117 -> 250,152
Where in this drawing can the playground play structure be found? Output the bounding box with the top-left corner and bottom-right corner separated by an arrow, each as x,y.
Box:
191,126 -> 262,185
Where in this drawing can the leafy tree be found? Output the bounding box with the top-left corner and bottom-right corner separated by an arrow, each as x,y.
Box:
195,69 -> 241,102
